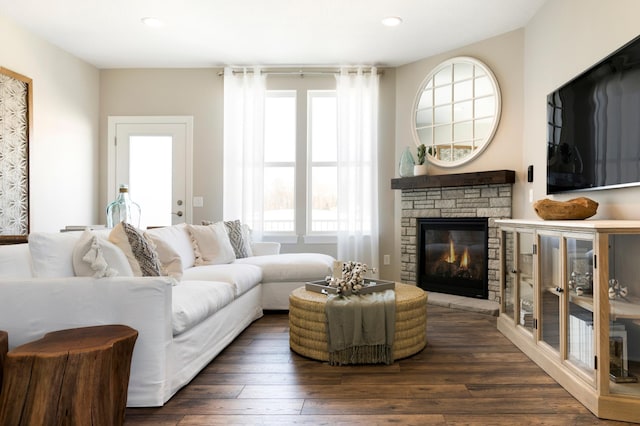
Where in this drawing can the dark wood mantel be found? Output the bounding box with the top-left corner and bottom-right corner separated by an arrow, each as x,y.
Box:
391,170 -> 515,190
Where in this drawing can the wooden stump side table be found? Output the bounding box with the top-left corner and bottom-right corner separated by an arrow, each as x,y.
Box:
0,325 -> 138,426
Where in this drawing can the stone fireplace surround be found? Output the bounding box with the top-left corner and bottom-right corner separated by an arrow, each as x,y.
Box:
392,170 -> 515,303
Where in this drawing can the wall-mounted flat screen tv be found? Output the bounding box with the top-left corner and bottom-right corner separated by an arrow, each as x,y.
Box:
547,35 -> 640,194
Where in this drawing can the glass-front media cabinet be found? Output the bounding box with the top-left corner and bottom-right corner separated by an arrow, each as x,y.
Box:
497,219 -> 640,423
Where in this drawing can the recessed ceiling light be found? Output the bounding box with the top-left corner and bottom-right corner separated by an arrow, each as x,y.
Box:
141,17 -> 164,27
381,16 -> 403,27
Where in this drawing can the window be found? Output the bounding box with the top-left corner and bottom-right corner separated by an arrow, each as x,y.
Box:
264,91 -> 296,233
262,89 -> 337,239
308,91 -> 337,233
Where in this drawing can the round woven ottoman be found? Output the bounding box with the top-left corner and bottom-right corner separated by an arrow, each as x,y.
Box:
288,283 -> 427,362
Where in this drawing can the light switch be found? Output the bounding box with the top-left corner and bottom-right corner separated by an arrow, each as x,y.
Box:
193,196 -> 204,207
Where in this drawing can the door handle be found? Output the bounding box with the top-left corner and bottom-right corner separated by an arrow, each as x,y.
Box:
172,211 -> 183,217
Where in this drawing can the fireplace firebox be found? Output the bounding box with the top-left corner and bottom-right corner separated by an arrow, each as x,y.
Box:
417,218 -> 488,299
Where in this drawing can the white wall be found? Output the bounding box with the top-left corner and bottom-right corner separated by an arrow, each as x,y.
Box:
523,0 -> 640,219
99,68 -> 222,227
0,13 -> 100,232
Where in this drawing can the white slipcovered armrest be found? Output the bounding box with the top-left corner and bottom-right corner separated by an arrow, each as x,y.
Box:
0,276 -> 174,406
250,242 -> 281,256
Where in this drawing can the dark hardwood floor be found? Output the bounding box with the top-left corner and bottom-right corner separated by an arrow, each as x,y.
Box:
124,305 -> 635,425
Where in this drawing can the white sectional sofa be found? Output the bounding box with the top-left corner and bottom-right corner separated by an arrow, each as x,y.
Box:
0,222 -> 334,407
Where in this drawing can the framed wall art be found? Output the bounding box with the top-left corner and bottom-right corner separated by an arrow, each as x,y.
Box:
0,67 -> 32,244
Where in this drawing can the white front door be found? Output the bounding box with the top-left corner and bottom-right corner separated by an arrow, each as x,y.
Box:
107,116 -> 193,228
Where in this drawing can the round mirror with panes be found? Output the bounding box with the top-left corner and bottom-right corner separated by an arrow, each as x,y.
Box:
412,57 -> 501,167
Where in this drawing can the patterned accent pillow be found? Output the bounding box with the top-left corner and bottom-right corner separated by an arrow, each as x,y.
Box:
224,220 -> 252,258
109,222 -> 163,277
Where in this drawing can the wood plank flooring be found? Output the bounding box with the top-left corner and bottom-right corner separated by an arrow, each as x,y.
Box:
124,305 -> 635,425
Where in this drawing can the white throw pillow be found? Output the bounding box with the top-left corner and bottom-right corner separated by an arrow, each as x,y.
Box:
28,231 -> 83,277
108,222 -> 163,277
145,223 -> 195,269
72,229 -> 133,278
186,222 -> 236,265
144,230 -> 183,281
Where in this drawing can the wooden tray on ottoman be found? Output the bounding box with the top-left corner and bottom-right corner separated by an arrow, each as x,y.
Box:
305,279 -> 395,295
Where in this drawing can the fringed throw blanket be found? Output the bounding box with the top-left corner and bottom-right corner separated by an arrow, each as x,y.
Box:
325,289 -> 396,366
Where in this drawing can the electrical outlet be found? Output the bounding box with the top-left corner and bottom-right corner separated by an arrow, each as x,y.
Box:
193,196 -> 204,207
529,189 -> 534,203
383,254 -> 391,265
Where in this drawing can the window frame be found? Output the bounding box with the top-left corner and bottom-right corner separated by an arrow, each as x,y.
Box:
261,81 -> 338,246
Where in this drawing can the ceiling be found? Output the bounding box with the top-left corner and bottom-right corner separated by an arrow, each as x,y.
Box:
0,0 -> 547,69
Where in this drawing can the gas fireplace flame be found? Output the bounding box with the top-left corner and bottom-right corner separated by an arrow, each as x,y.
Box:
460,247 -> 470,269
442,238 -> 471,269
447,238 -> 456,263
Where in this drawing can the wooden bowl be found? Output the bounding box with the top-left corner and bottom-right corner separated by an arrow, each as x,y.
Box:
533,197 -> 598,220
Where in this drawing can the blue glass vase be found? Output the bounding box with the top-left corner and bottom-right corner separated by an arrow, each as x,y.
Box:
106,184 -> 141,228
398,147 -> 415,177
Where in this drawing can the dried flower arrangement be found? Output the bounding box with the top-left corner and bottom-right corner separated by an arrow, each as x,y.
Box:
325,261 -> 376,295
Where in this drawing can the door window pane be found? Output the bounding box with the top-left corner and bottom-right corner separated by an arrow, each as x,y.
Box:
129,135 -> 172,228
539,234 -> 561,351
567,237 -> 595,381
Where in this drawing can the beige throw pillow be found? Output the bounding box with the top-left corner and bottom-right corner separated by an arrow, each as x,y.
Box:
186,222 -> 236,265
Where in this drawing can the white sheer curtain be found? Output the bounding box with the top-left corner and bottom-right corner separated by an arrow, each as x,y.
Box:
335,67 -> 380,273
223,67 -> 267,240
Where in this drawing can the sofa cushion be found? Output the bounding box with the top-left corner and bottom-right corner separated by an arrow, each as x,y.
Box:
72,230 -> 133,278
0,244 -> 33,278
234,253 -> 334,282
28,231 -> 82,278
250,241 -> 281,256
172,281 -> 235,336
181,263 -> 262,297
109,222 -> 162,277
145,224 -> 195,270
186,223 -> 236,266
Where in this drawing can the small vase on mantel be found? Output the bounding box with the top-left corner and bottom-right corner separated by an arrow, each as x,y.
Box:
398,147 -> 415,177
413,163 -> 428,176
